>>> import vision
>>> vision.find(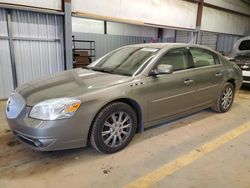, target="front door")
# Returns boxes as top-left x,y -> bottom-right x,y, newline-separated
146,48 -> 197,124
